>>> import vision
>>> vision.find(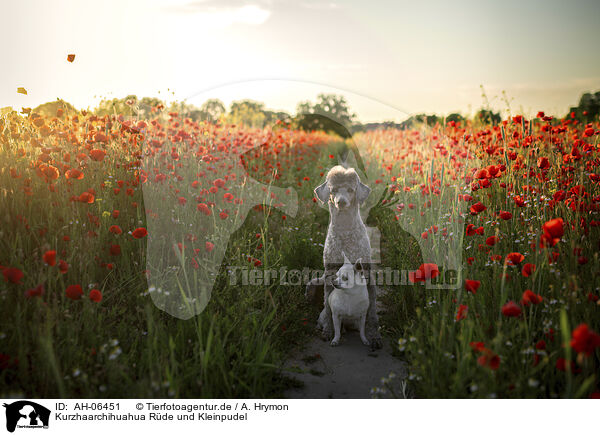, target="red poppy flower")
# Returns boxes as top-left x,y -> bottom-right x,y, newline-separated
197,203 -> 212,216
476,169 -> 490,179
505,252 -> 524,265
109,244 -> 121,256
132,227 -> 148,239
205,242 -> 215,252
25,283 -> 44,299
521,289 -> 543,306
65,168 -> 84,180
42,250 -> 57,266
541,218 -> 564,247
469,341 -> 486,352
58,260 -> 69,274
514,196 -> 525,207
465,279 -> 480,294
42,165 -> 60,180
89,289 -> 102,303
471,342 -> 500,370
501,300 -> 522,317
486,236 -> 499,246
570,324 -> 600,356
223,192 -> 234,202
409,263 -> 440,283
477,352 -> 500,371
522,263 -> 536,277
469,202 -> 487,215
65,284 -> 83,300
498,211 -> 512,220
537,157 -> 550,170
109,225 -> 122,235
89,149 -> 106,161
2,267 -> 23,284
455,304 -> 468,321
78,192 -> 95,203
112,210 -> 120,219
488,354 -> 501,370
